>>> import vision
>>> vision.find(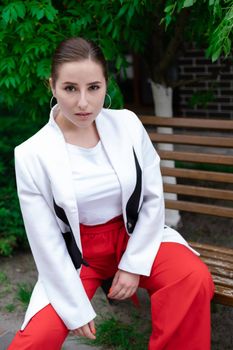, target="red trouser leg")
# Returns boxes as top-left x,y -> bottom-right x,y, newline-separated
140,243 -> 215,350
7,304 -> 69,350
